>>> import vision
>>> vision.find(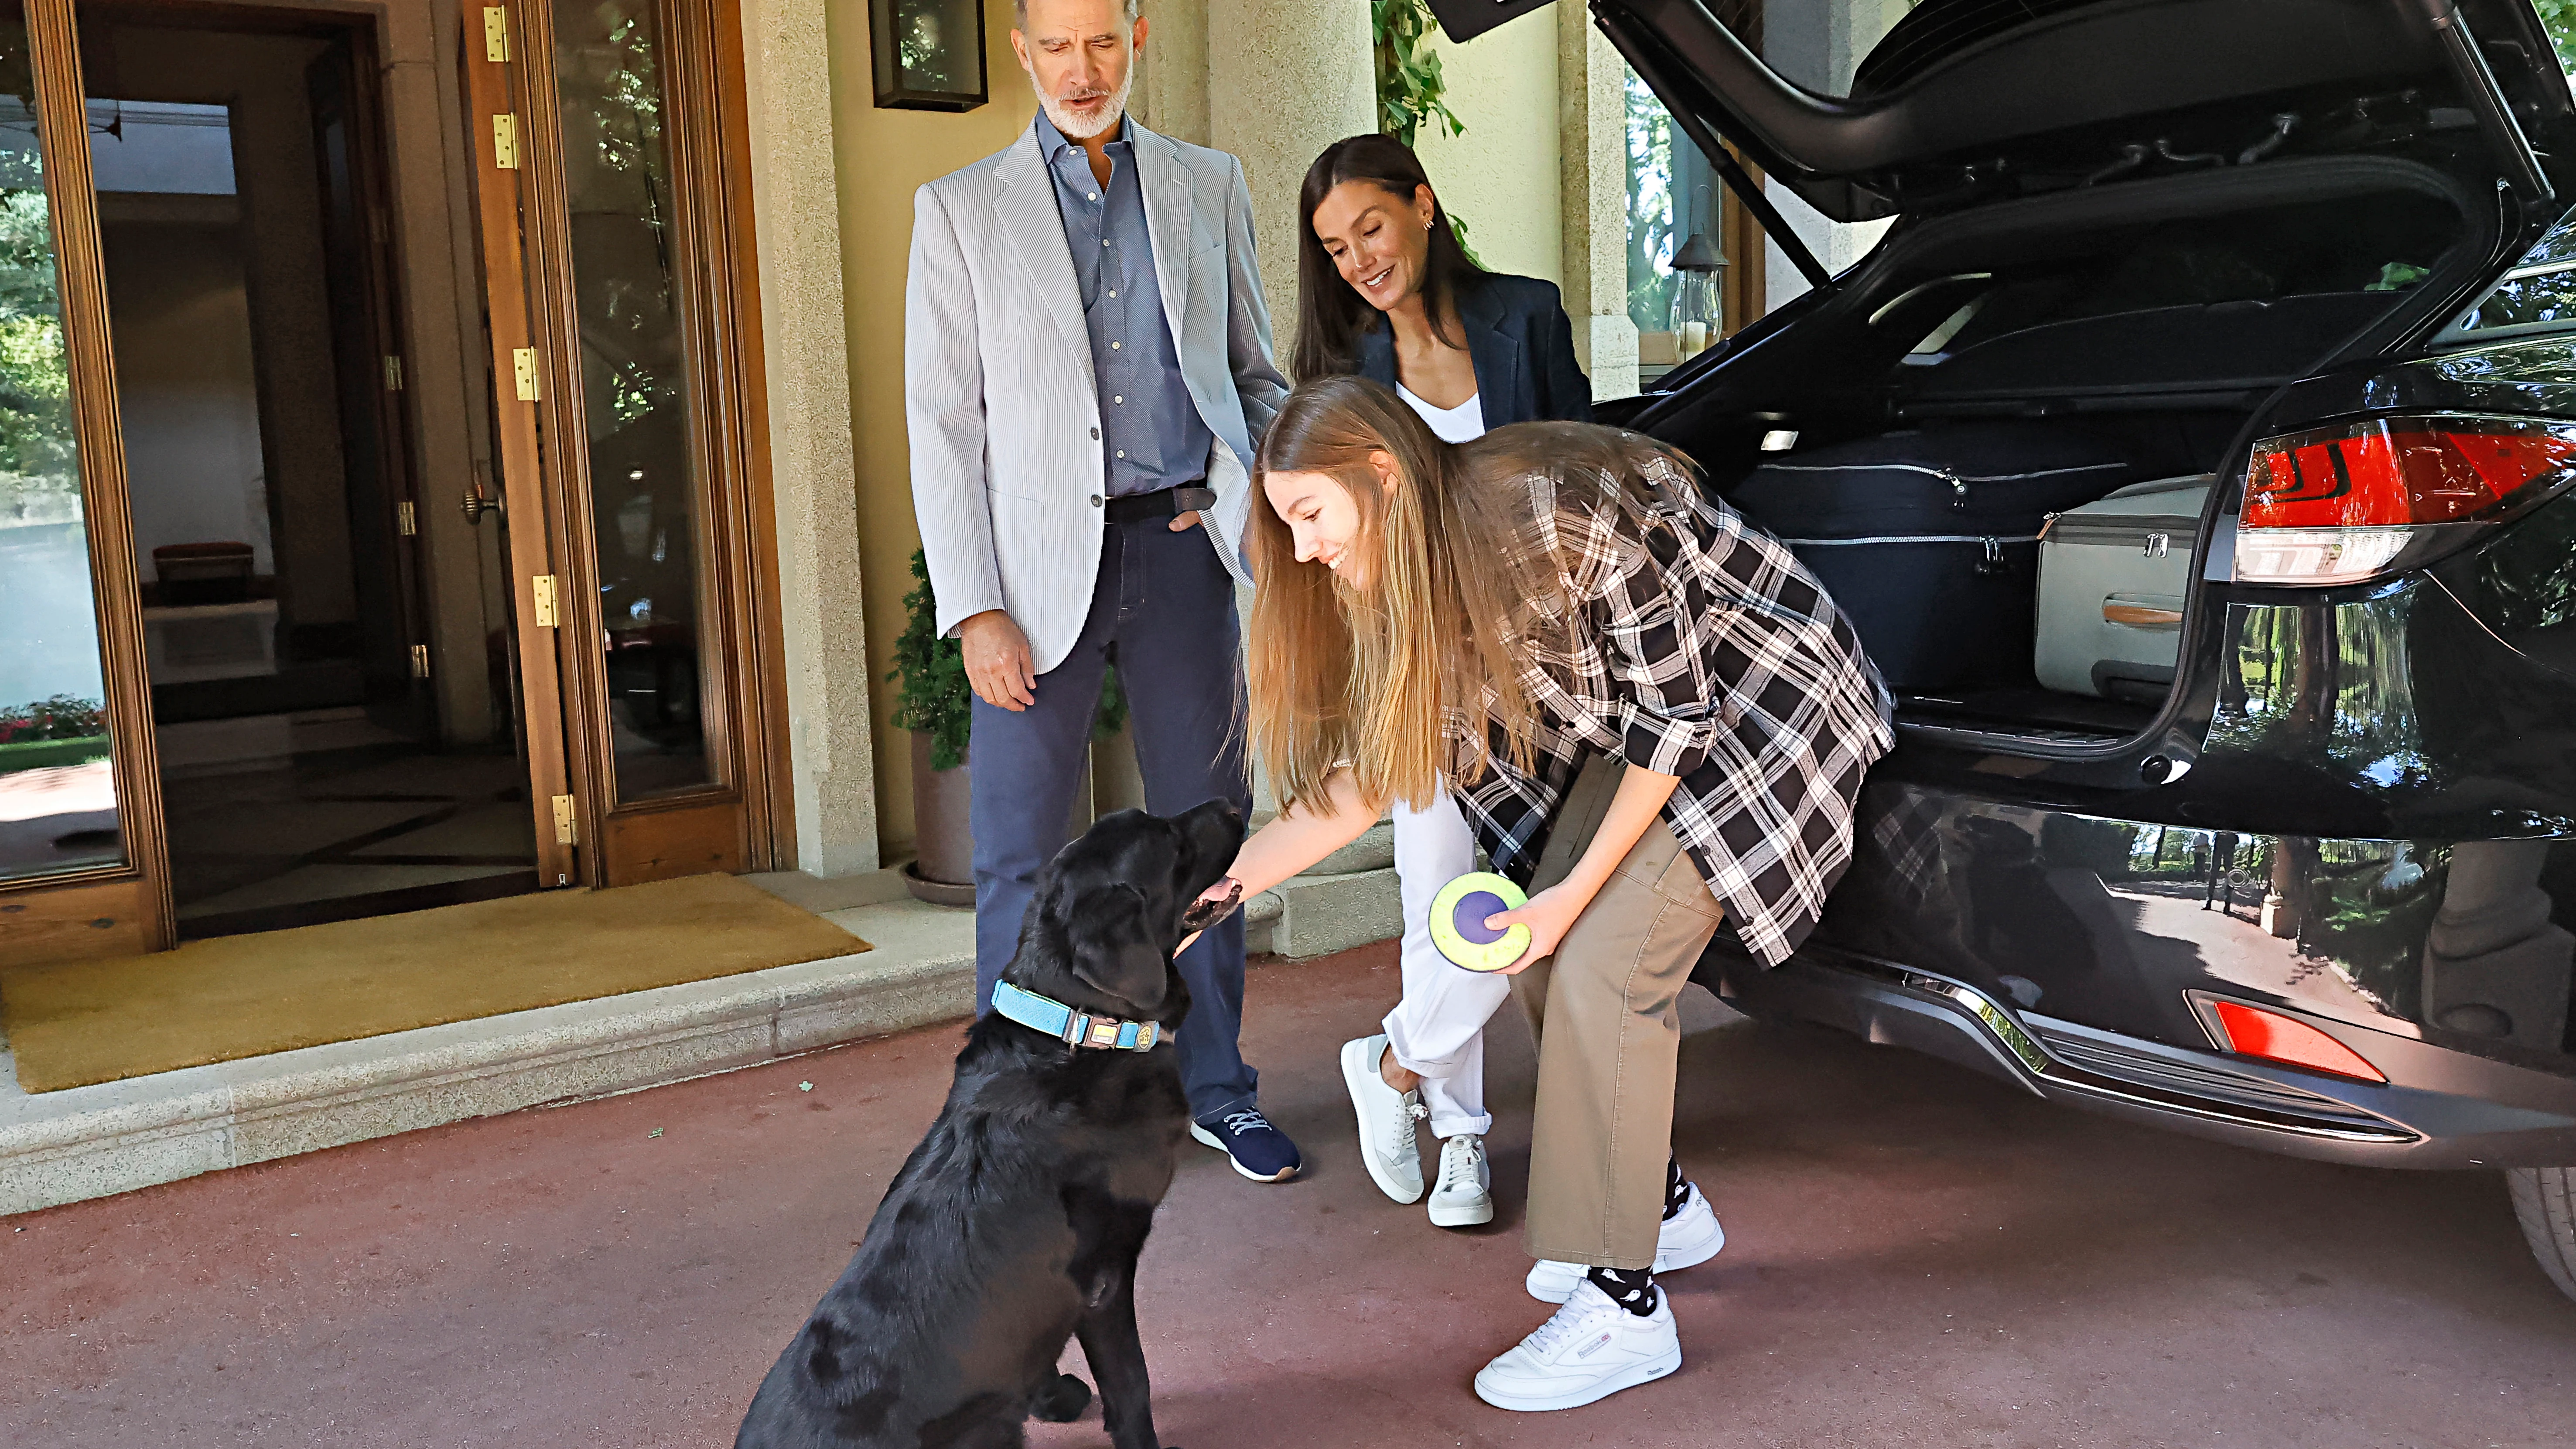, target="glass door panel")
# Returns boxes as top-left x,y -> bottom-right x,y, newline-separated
0,0 -> 122,884
549,0 -> 714,801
